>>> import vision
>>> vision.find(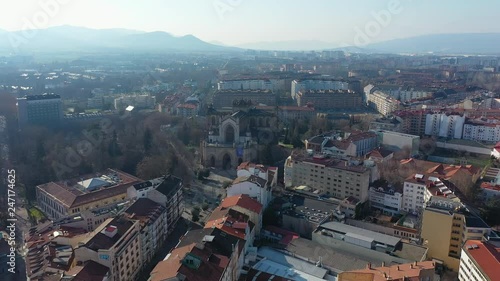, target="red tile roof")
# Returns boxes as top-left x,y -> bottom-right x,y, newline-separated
221,194 -> 263,214
464,240 -> 500,281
